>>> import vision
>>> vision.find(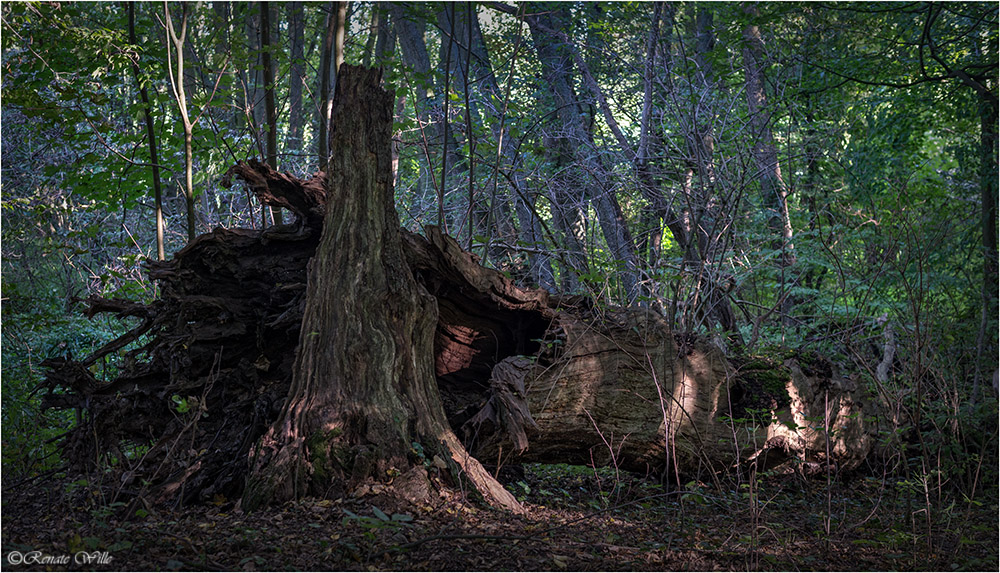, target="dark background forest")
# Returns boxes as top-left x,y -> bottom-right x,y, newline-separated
1,1 -> 998,570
